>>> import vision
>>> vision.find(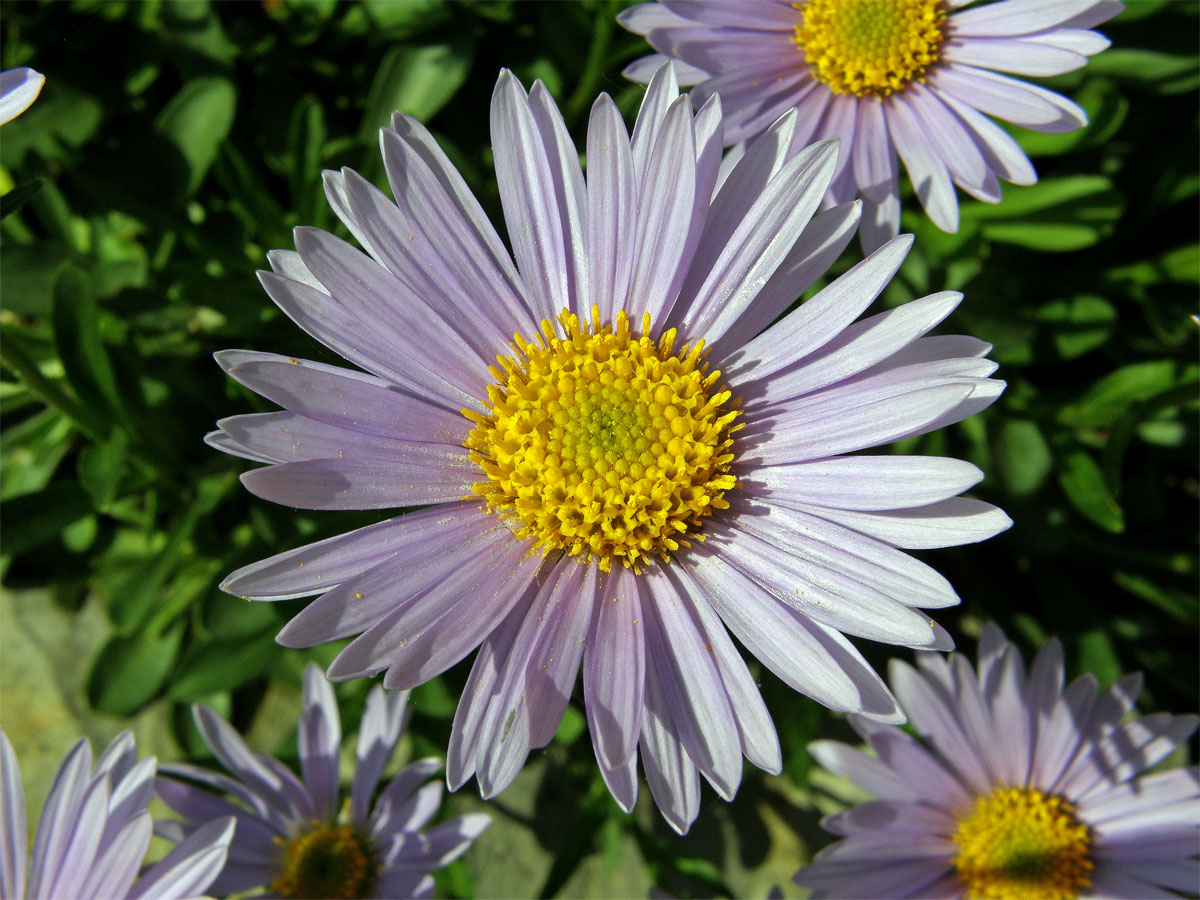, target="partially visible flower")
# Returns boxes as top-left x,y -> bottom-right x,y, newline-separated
795,623 -> 1199,899
157,663 -> 489,900
0,729 -> 234,900
0,68 -> 44,125
211,63 -> 1010,834
619,0 -> 1122,250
